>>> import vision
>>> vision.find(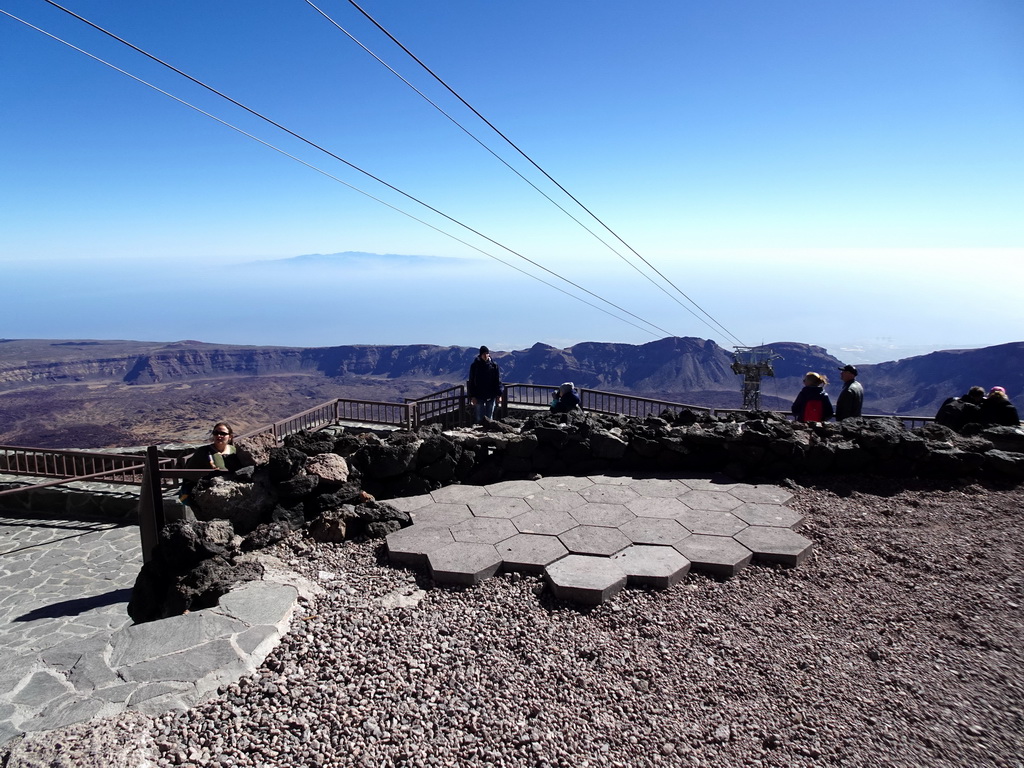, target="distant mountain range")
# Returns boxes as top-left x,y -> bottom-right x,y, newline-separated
2,336 -> 1021,417
247,251 -> 471,268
